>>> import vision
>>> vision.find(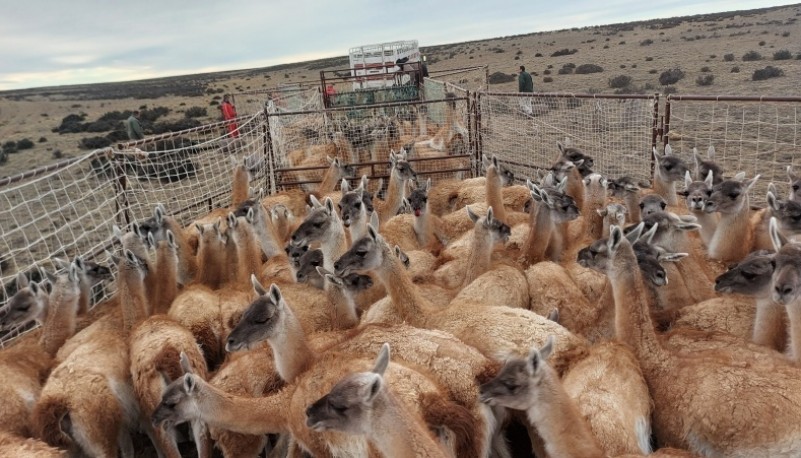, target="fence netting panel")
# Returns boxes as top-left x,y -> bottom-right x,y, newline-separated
117,113 -> 270,228
666,98 -> 801,207
0,151 -> 125,345
235,85 -> 322,116
268,97 -> 474,195
478,93 -> 657,185
427,66 -> 487,92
